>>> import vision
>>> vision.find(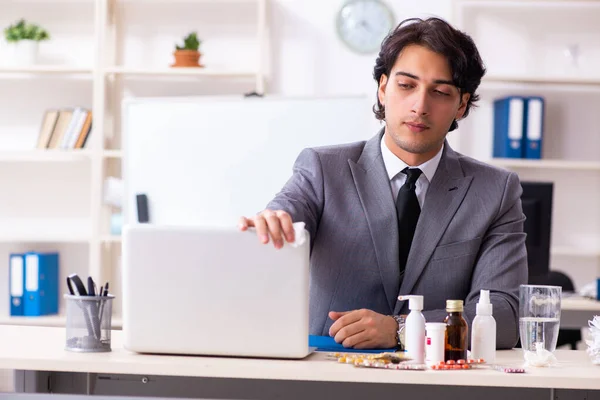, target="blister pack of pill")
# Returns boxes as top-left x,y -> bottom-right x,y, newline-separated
353,360 -> 427,370
430,359 -> 486,370
328,352 -> 410,365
